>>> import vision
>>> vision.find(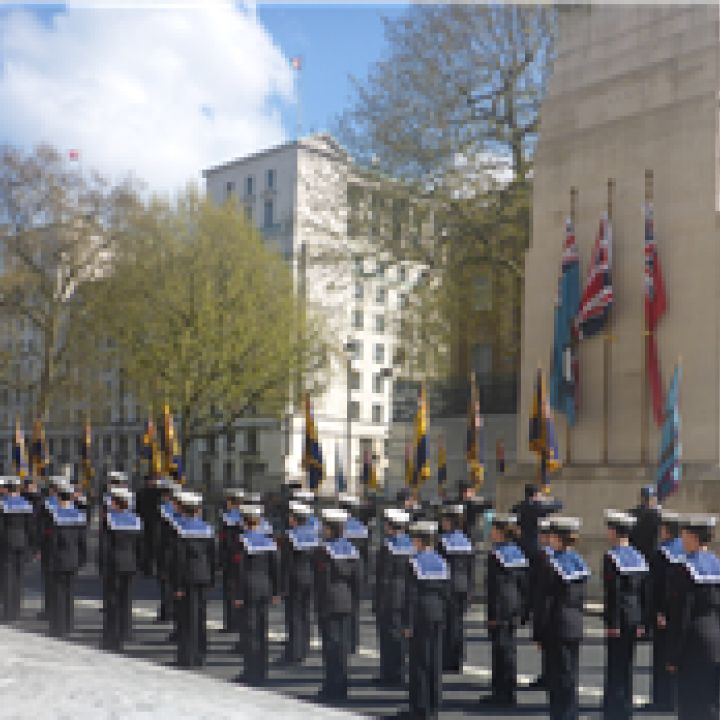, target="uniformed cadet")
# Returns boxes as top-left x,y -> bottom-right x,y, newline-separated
38,476 -> 61,621
647,508 -> 684,712
403,519 -> 449,720
280,500 -> 319,665
315,507 -> 360,701
339,492 -> 368,653
101,486 -> 142,652
48,480 -> 87,638
541,516 -> 590,720
98,471 -> 129,581
218,488 -> 244,634
374,507 -> 413,687
156,480 -> 180,625
628,486 -> 661,562
527,517 -> 554,690
172,491 -> 215,668
135,475 -> 164,577
0,475 -> 34,621
602,510 -> 648,720
292,489 -> 319,533
232,504 -> 279,685
460,489 -> 493,601
482,513 -> 528,708
667,514 -> 720,720
438,503 -> 473,673
511,484 -> 563,559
